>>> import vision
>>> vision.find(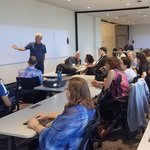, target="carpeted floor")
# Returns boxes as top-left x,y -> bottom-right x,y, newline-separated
0,130 -> 143,150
